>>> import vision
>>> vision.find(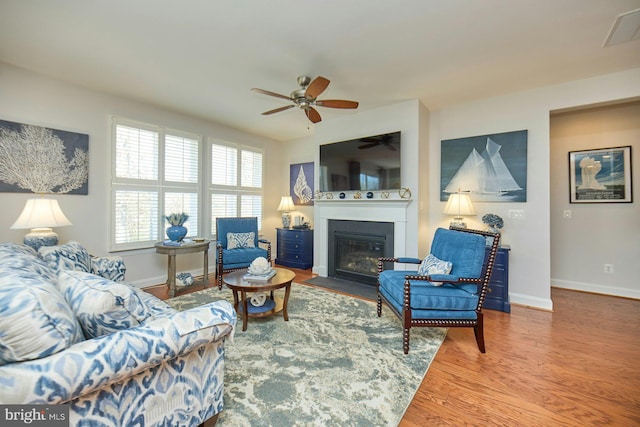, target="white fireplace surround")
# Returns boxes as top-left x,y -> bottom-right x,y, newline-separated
313,198 -> 412,277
